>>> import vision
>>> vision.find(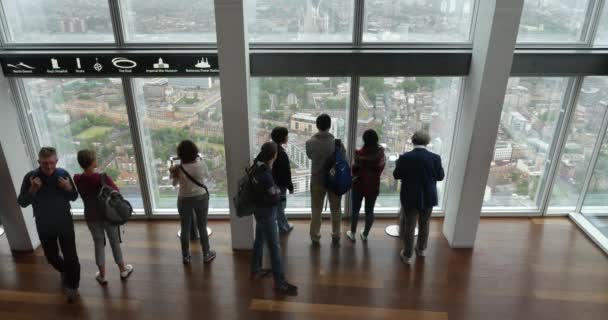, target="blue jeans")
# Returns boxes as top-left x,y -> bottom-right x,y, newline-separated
350,190 -> 377,236
277,189 -> 291,233
251,206 -> 286,286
